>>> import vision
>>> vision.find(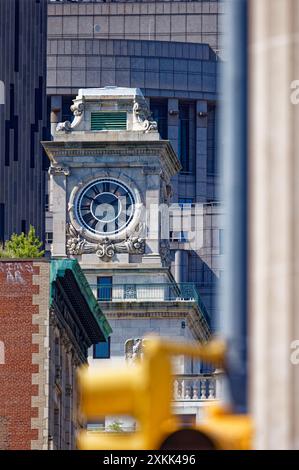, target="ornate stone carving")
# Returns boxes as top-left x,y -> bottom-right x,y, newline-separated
133,100 -> 158,133
56,101 -> 84,133
66,223 -> 145,261
124,284 -> 137,300
160,239 -> 171,266
125,338 -> 144,364
48,166 -> 70,176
